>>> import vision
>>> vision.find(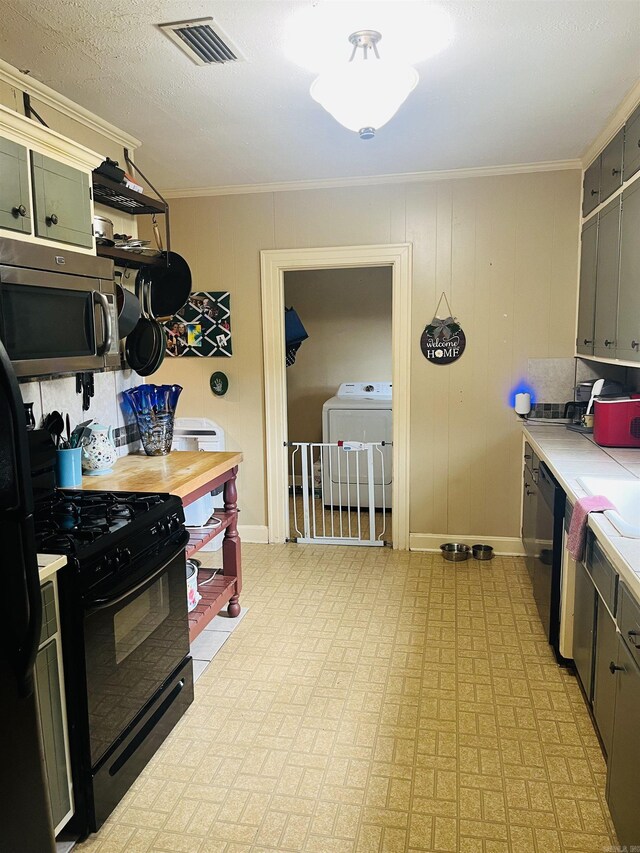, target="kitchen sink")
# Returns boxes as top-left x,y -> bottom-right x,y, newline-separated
577,476 -> 640,538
